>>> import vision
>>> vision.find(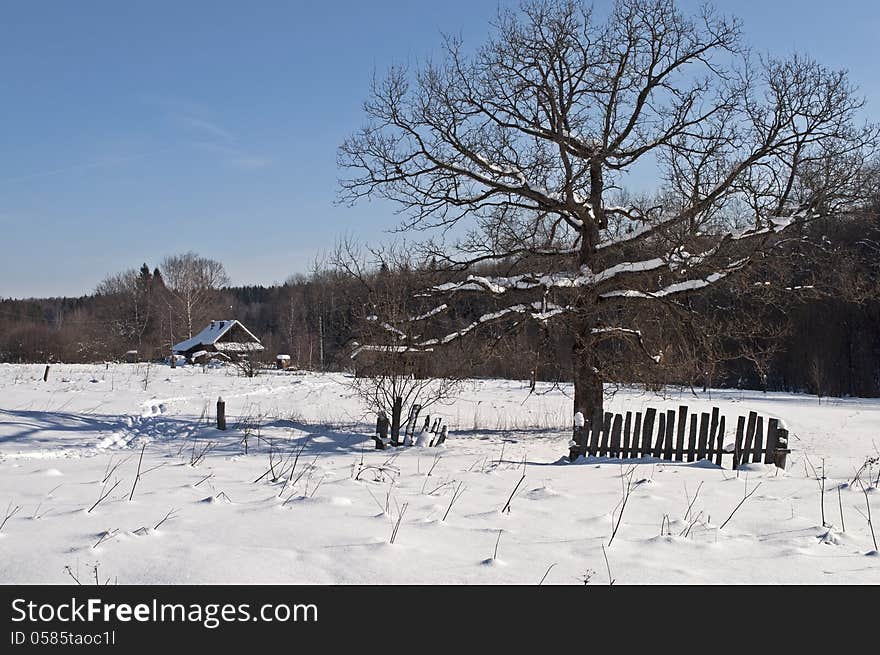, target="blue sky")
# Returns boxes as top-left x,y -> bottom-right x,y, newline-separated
1,0 -> 878,298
